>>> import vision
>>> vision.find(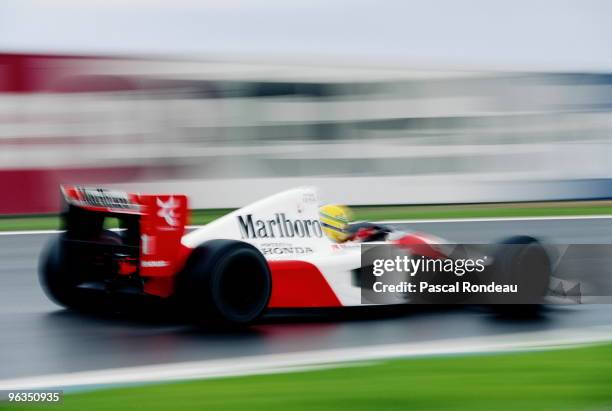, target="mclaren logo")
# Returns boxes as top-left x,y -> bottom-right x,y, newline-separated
238,213 -> 323,239
157,196 -> 180,227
